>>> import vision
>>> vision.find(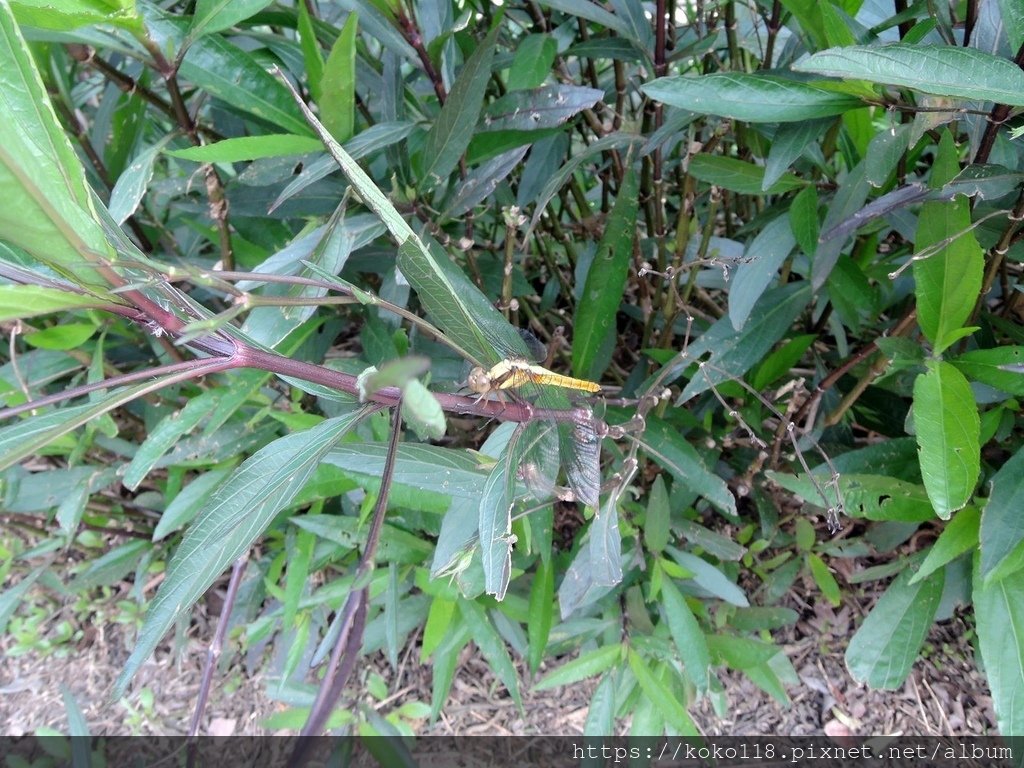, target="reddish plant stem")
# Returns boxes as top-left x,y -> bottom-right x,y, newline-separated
298,401 -> 402,740
396,5 -> 447,105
